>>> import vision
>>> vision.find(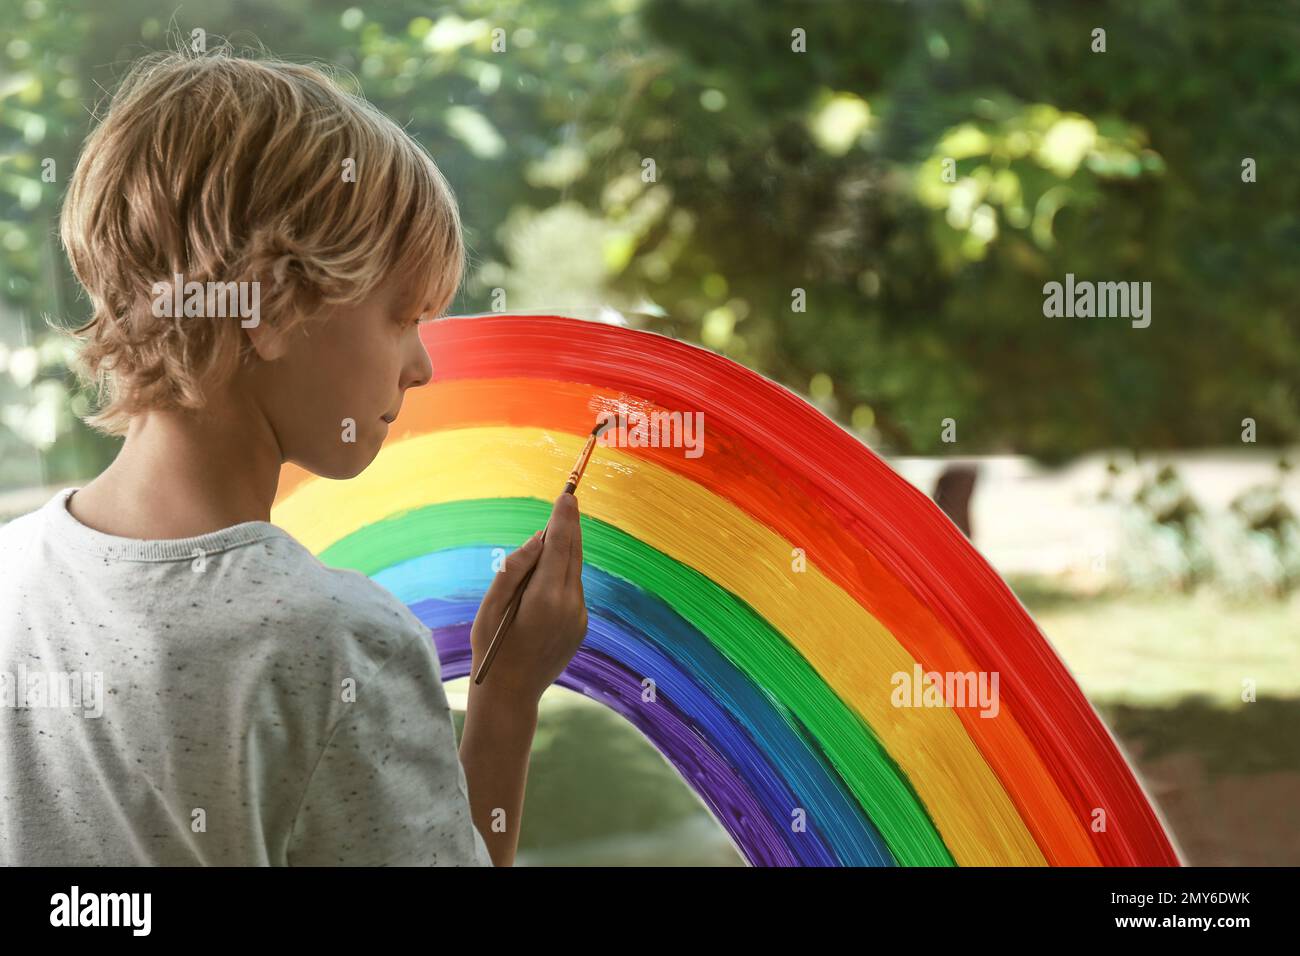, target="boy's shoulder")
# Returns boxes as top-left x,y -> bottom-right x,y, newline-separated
1,495 -> 433,680
251,529 -> 433,672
